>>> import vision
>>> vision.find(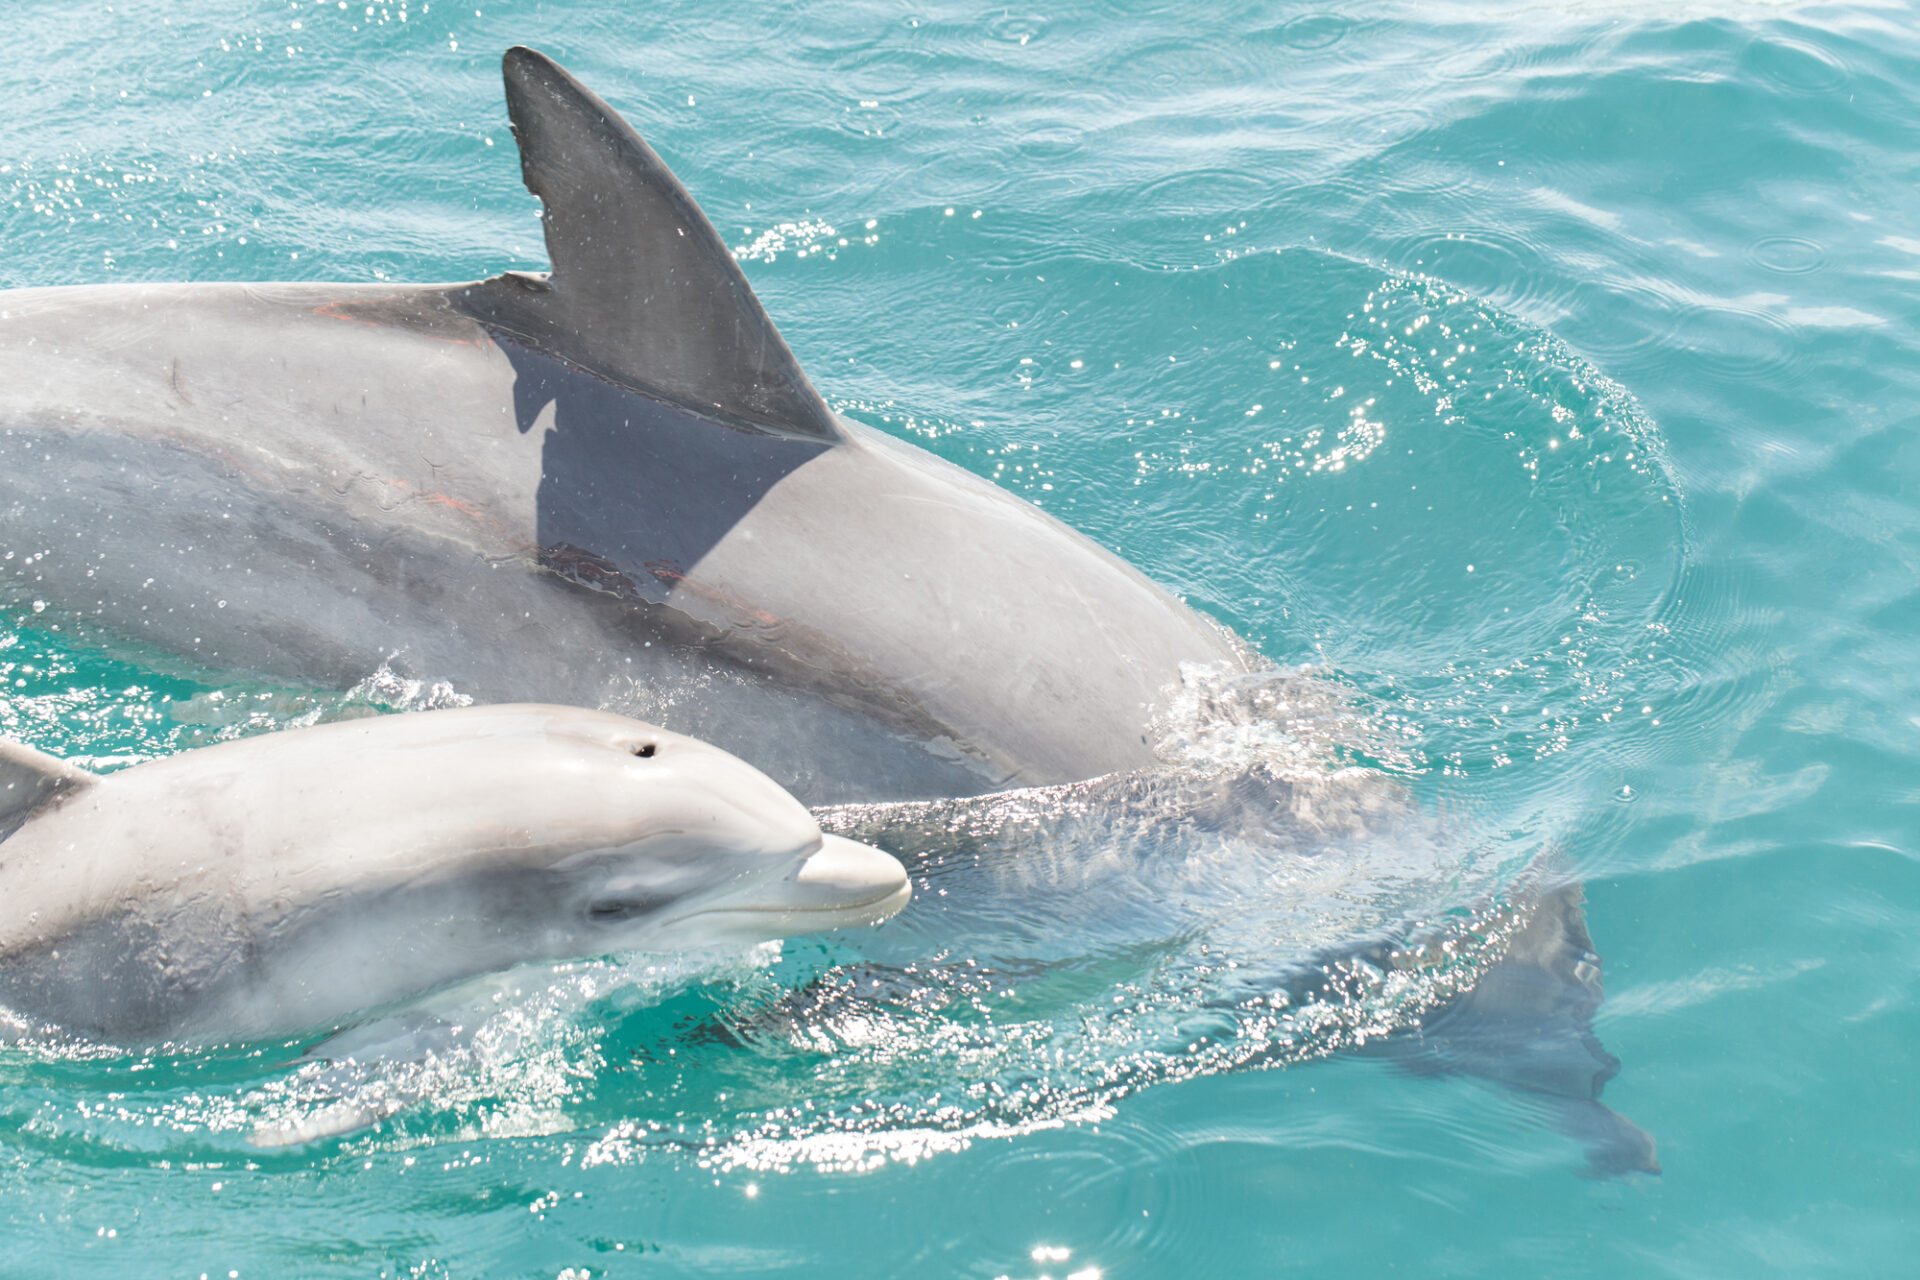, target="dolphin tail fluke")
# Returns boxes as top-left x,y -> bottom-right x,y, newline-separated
457,46 -> 841,443
1399,880 -> 1659,1175
1542,1095 -> 1662,1178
